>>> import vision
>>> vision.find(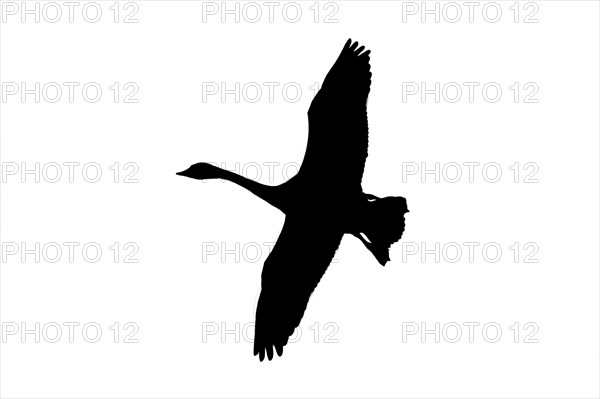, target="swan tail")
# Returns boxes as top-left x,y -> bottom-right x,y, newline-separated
358,195 -> 408,266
